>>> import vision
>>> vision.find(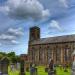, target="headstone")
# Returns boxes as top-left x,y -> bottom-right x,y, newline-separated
16,62 -> 20,70
30,63 -> 37,75
0,57 -> 9,75
45,68 -> 48,72
71,50 -> 75,75
0,72 -> 2,75
20,60 -> 25,75
64,63 -> 68,72
26,67 -> 29,72
35,68 -> 37,75
10,63 -> 15,71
